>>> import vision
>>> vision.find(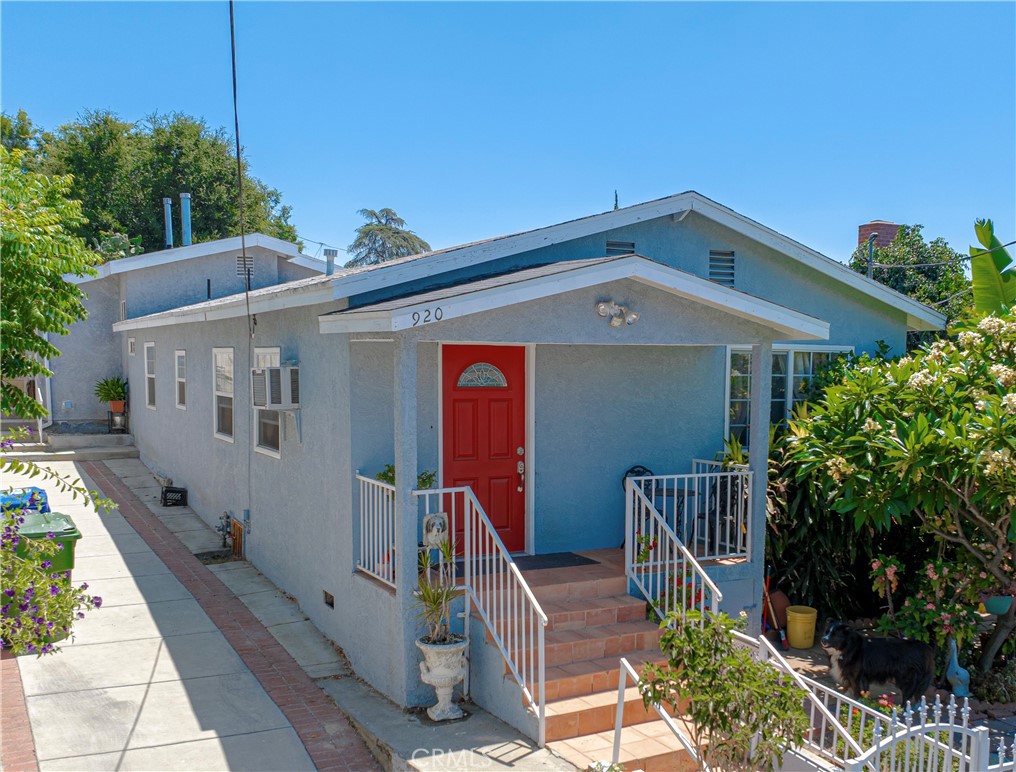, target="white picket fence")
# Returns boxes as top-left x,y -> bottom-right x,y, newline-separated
615,625 -> 1016,771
